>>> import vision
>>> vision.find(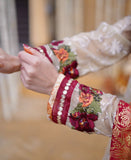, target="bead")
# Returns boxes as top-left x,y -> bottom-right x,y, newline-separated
67,83 -> 71,86
68,79 -> 73,83
63,90 -> 67,95
60,103 -> 64,108
60,102 -> 63,107
59,107 -> 63,111
61,95 -> 65,99
65,86 -> 69,90
57,78 -> 73,124
58,111 -> 62,116
39,49 -> 43,53
60,99 -> 64,103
